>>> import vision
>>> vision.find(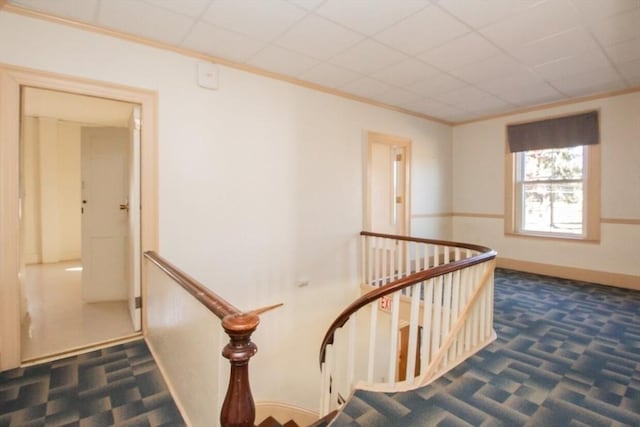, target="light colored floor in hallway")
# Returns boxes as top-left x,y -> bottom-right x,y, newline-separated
21,260 -> 136,361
